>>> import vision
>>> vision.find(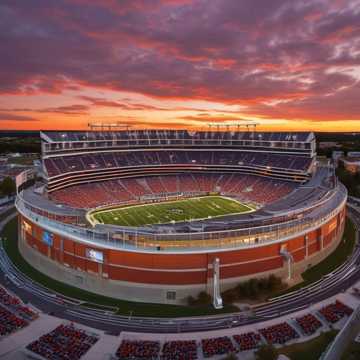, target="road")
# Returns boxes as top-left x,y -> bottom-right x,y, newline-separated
0,201 -> 359,334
